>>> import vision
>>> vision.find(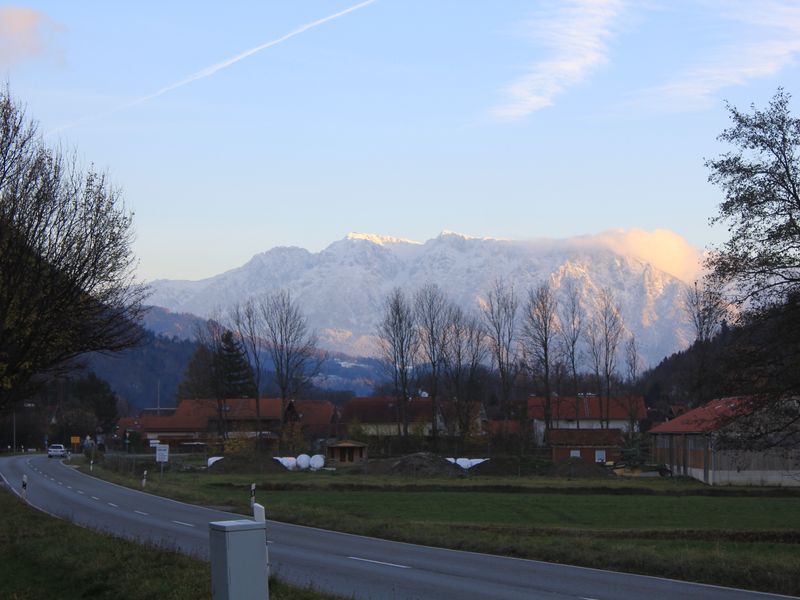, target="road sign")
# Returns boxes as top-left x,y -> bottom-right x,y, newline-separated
156,444 -> 169,463
70,436 -> 80,445
149,439 -> 160,447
